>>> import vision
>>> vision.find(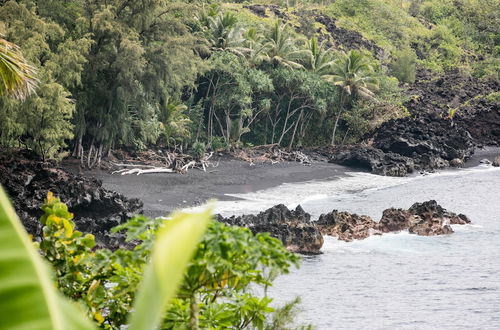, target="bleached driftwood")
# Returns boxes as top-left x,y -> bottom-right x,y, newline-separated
111,150 -> 218,175
120,167 -> 174,175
